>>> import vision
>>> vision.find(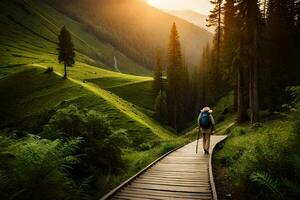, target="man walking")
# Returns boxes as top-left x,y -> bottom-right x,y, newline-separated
198,107 -> 215,154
